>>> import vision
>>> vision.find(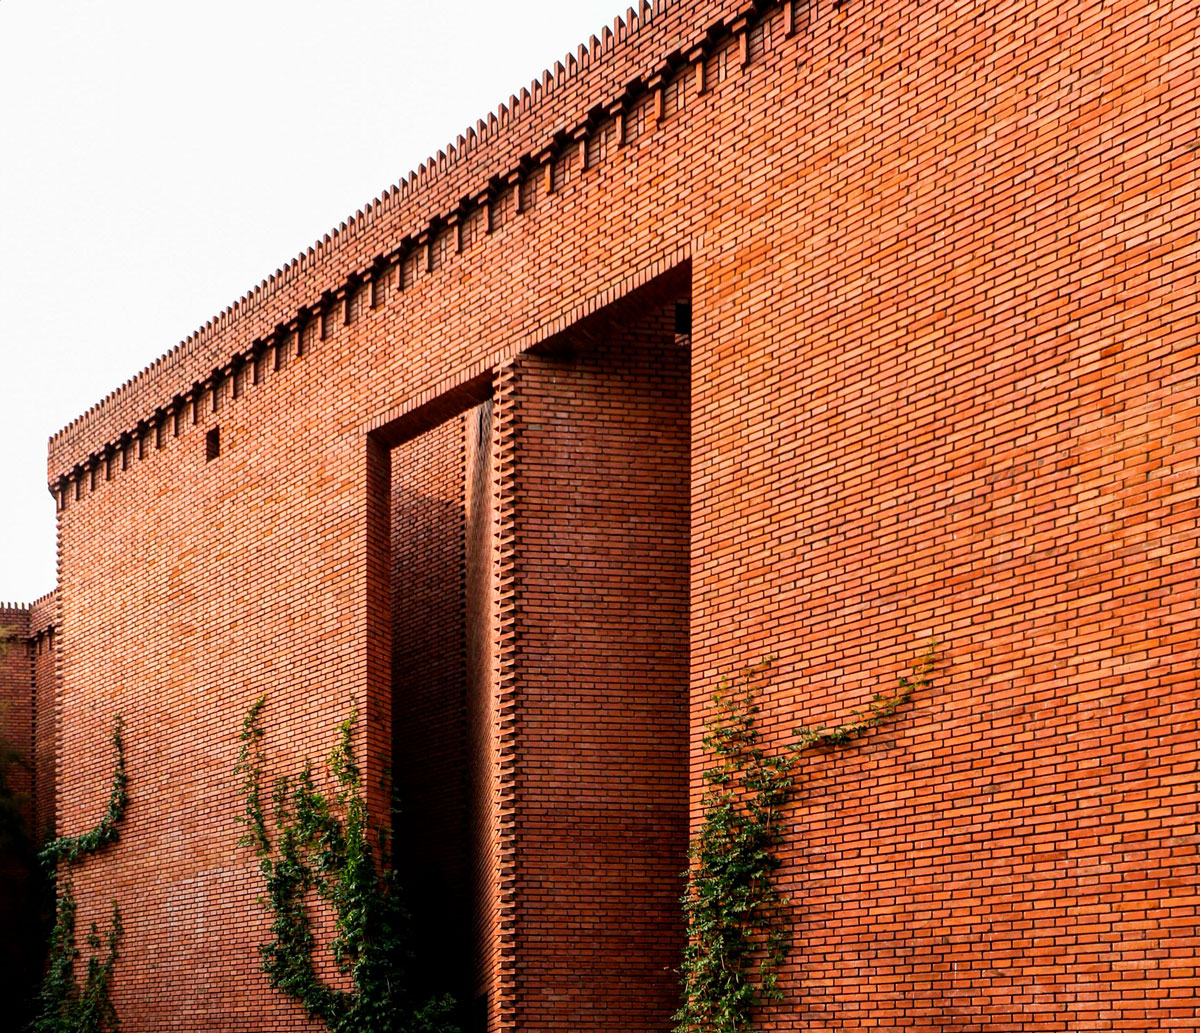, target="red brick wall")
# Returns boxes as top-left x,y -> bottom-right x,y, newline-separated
686,3 -> 1200,1027
504,288 -> 691,1033
0,605 -> 32,825
53,361 -> 370,1030
34,0 -> 1200,1029
29,592 -> 58,842
464,399 -> 499,1026
390,414 -> 472,1006
0,603 -> 37,1027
